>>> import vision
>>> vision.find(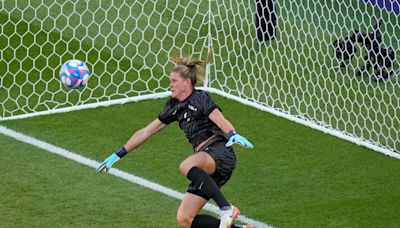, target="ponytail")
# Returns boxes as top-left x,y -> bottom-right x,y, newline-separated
170,56 -> 207,86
